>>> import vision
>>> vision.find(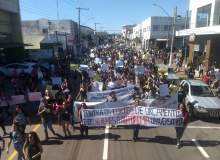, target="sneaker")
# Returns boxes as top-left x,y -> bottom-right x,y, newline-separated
133,137 -> 136,142
176,144 -> 180,148
180,139 -> 183,144
69,125 -> 73,130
